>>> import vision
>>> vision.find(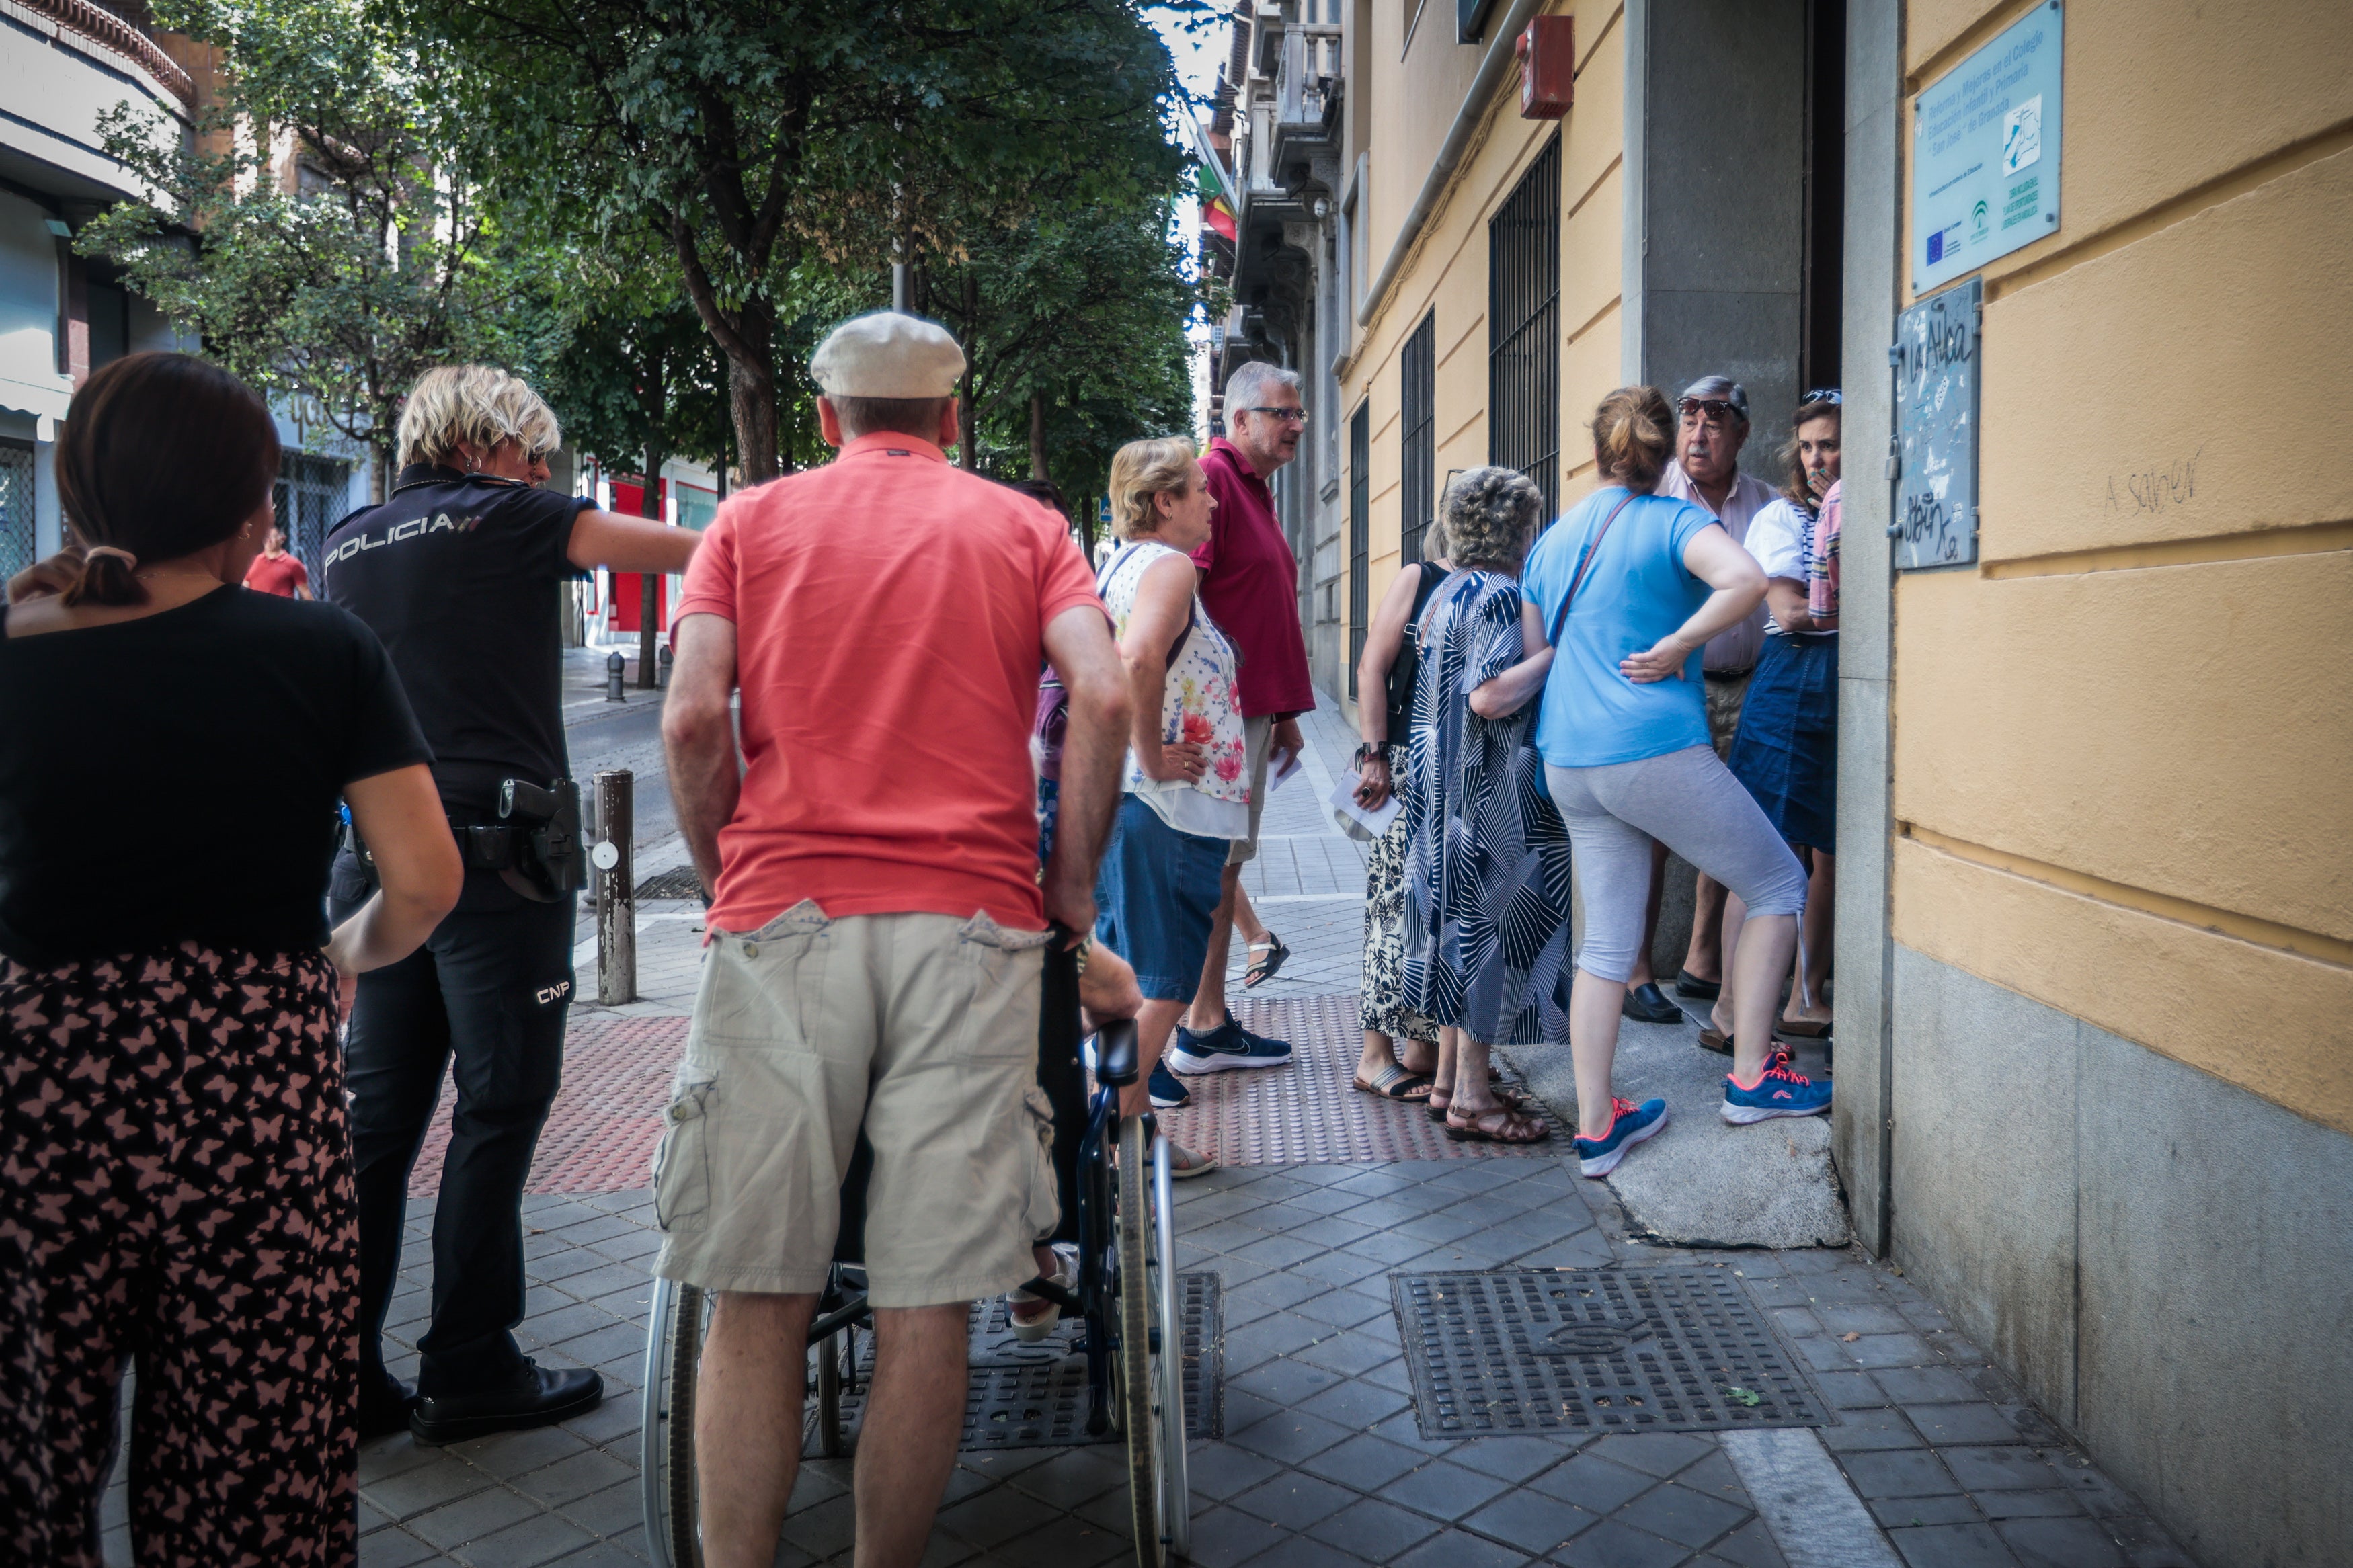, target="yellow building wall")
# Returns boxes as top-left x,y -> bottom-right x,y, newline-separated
1338,1 -> 1626,717
1890,0 -> 2353,1132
